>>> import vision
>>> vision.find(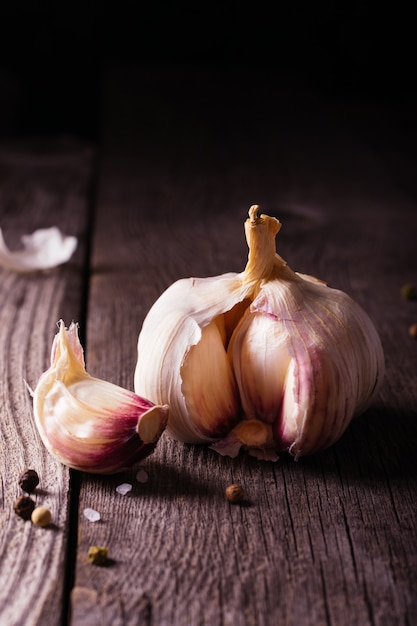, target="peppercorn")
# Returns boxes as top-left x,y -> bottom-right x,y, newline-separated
18,469 -> 39,493
14,495 -> 36,520
31,506 -> 52,527
409,323 -> 417,339
401,284 -> 417,301
87,546 -> 108,565
225,483 -> 245,504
